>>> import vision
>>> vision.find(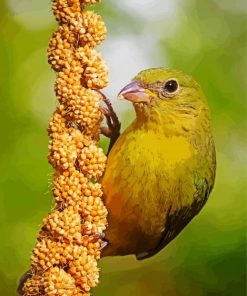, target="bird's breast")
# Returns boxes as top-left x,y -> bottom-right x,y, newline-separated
101,128 -> 195,255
